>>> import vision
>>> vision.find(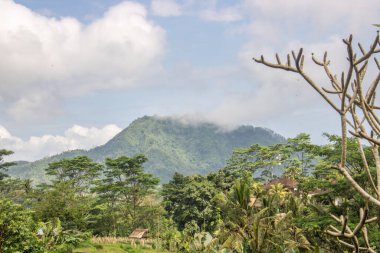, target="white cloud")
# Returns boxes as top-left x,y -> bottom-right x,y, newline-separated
217,0 -> 379,121
207,67 -> 318,126
243,0 -> 379,36
200,6 -> 242,22
0,124 -> 122,161
151,0 -> 182,17
227,35 -> 356,123
7,92 -> 62,121
152,1 -> 243,22
188,0 -> 379,142
0,0 -> 165,120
